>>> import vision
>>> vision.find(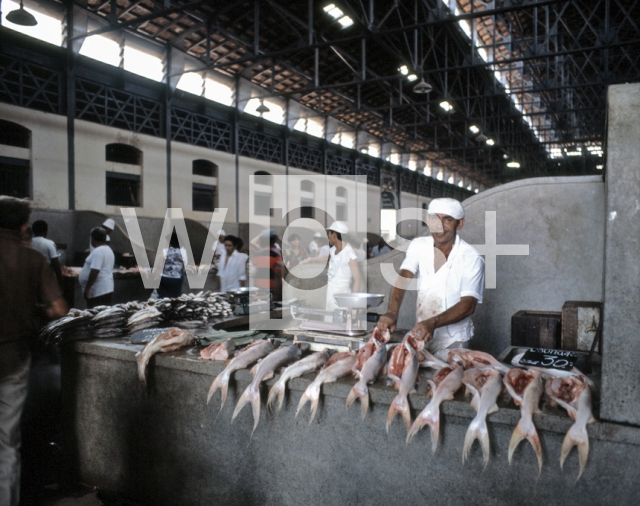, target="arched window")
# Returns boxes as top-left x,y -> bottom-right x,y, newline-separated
336,186 -> 347,221
0,120 -> 31,198
254,171 -> 273,216
192,160 -> 218,212
105,143 -> 142,165
300,180 -> 314,219
0,120 -> 30,148
192,159 -> 217,177
105,144 -> 142,207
